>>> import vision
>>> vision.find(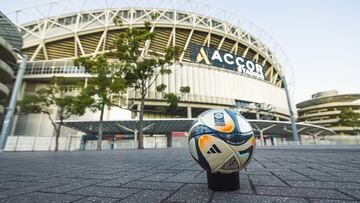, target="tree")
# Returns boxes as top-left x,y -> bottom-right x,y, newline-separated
18,77 -> 87,151
112,19 -> 190,149
74,55 -> 127,151
339,109 -> 360,135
